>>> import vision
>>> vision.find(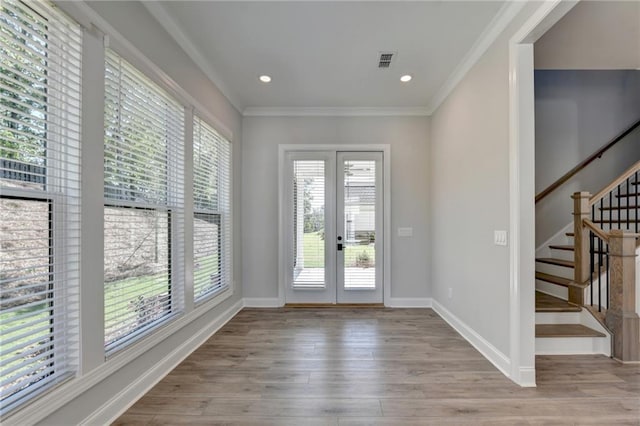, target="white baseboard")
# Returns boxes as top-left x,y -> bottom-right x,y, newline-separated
82,299 -> 244,425
243,297 -> 282,308
244,297 -> 432,308
431,299 -> 511,378
386,297 -> 432,308
516,367 -> 537,387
